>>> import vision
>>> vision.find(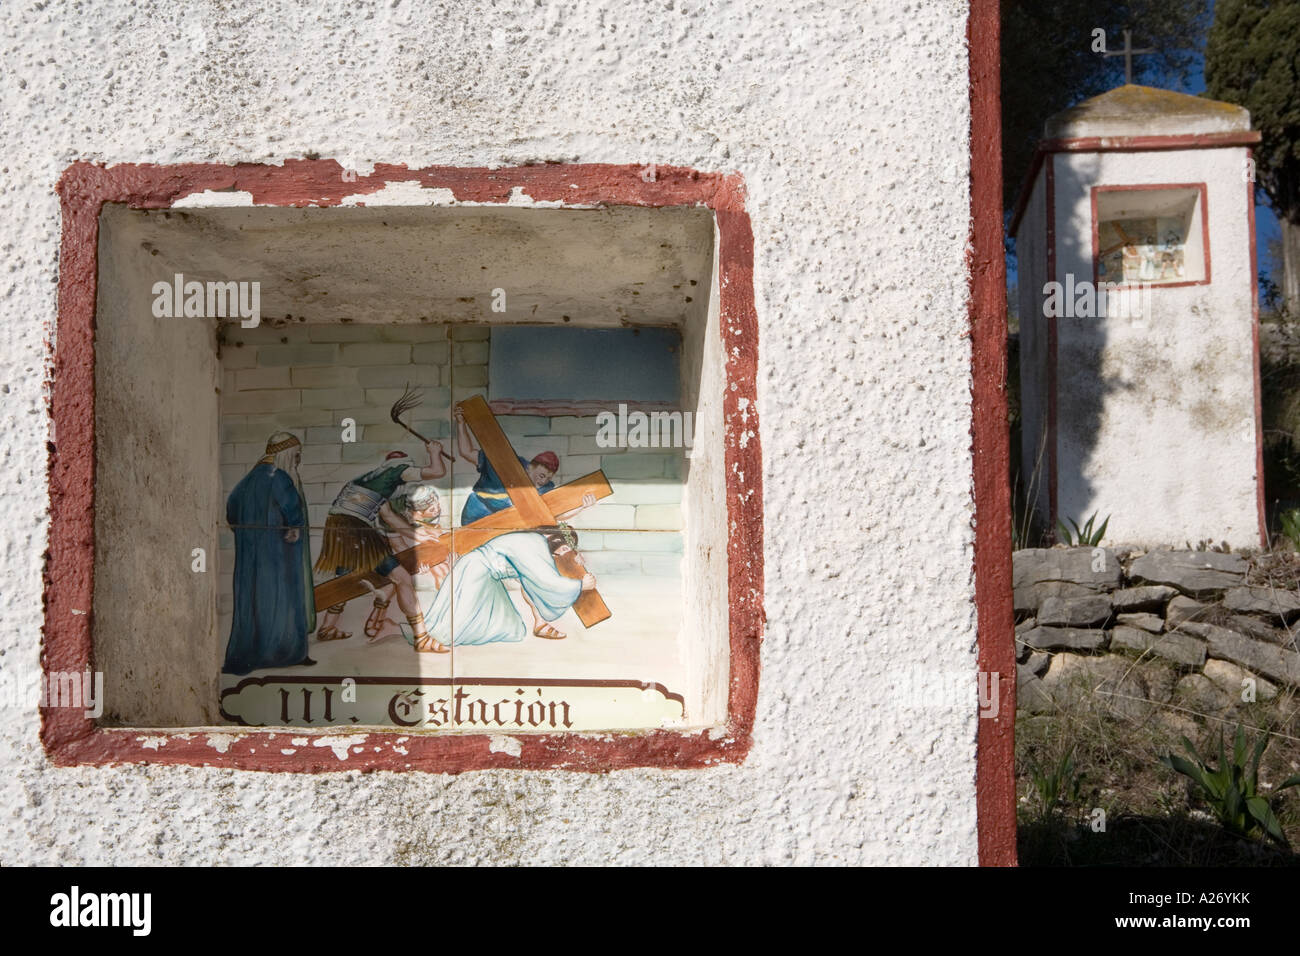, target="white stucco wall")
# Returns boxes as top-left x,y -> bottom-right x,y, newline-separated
0,1 -> 980,865
1051,148 -> 1257,547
